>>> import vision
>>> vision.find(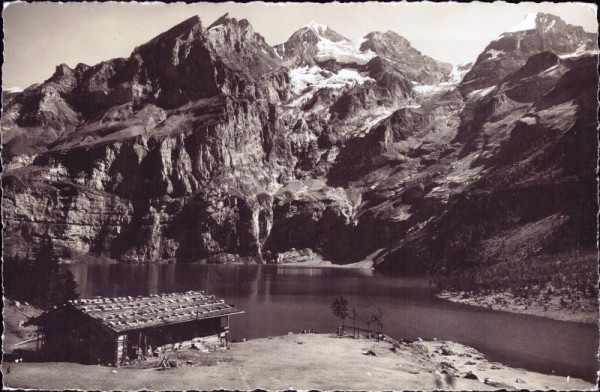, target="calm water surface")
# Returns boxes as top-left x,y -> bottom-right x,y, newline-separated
66,263 -> 598,381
